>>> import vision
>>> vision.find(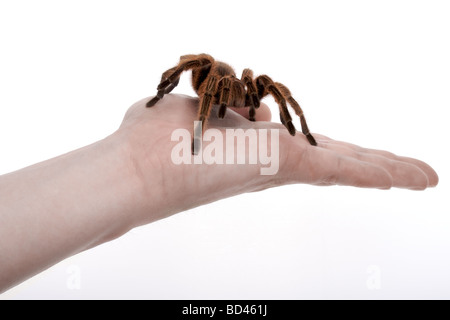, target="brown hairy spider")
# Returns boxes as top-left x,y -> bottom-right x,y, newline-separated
146,53 -> 317,154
